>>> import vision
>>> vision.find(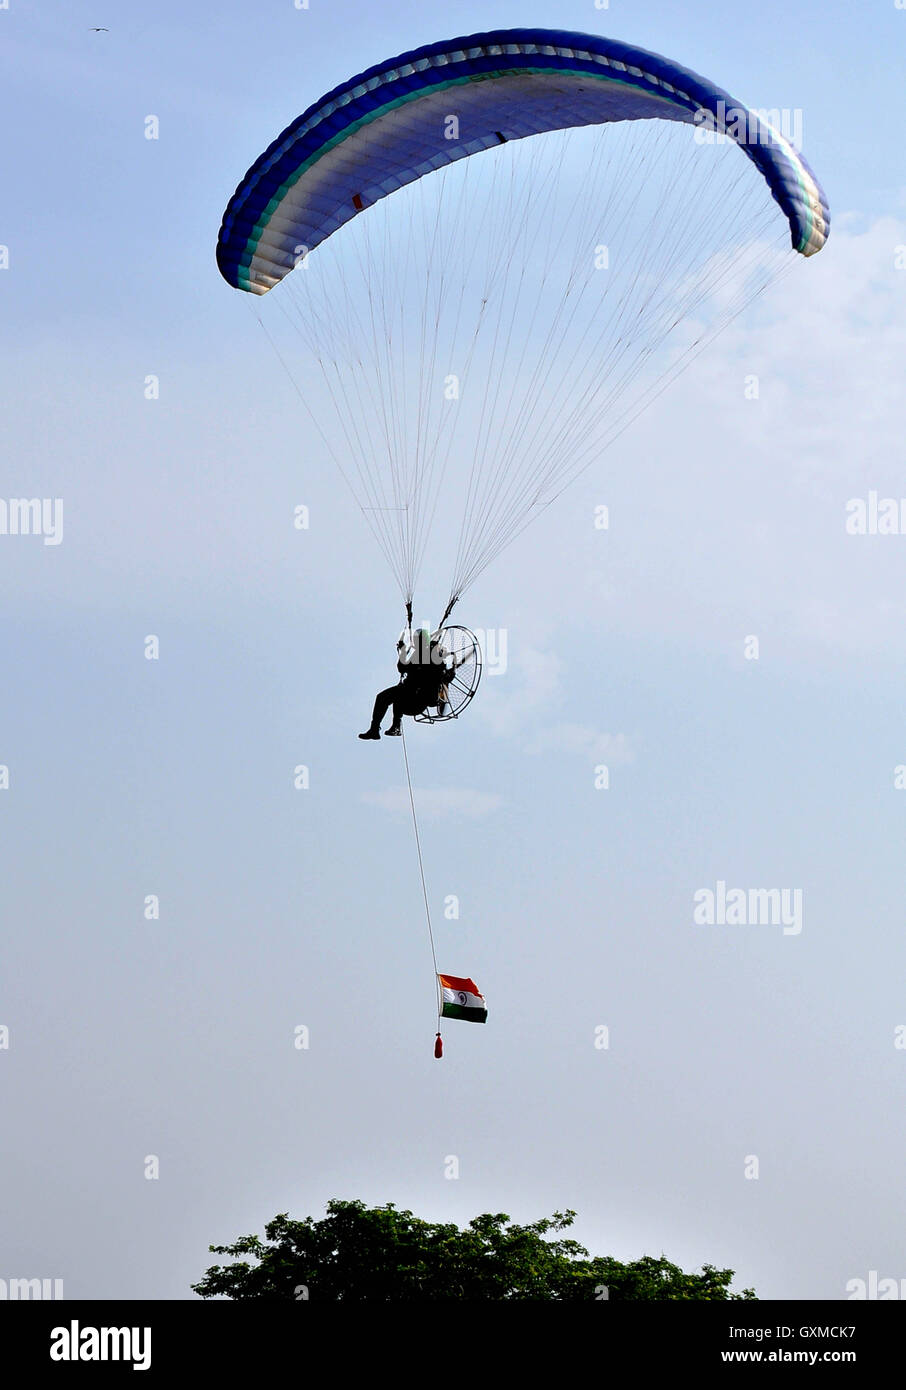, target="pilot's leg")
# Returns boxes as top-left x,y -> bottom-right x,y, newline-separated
358,686 -> 397,740
384,689 -> 411,736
